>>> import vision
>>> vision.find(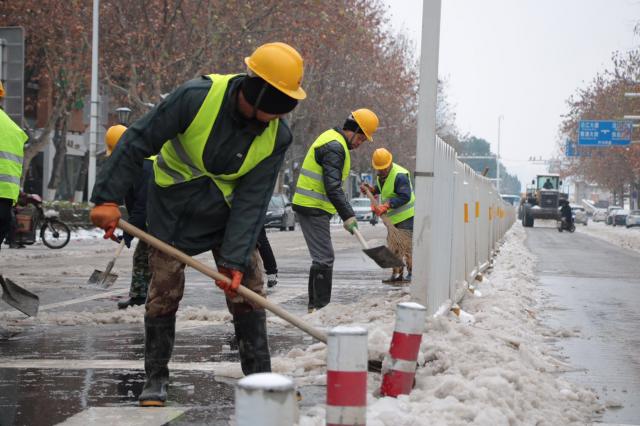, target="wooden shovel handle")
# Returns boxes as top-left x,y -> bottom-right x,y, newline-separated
363,187 -> 394,228
118,219 -> 328,343
113,239 -> 126,258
